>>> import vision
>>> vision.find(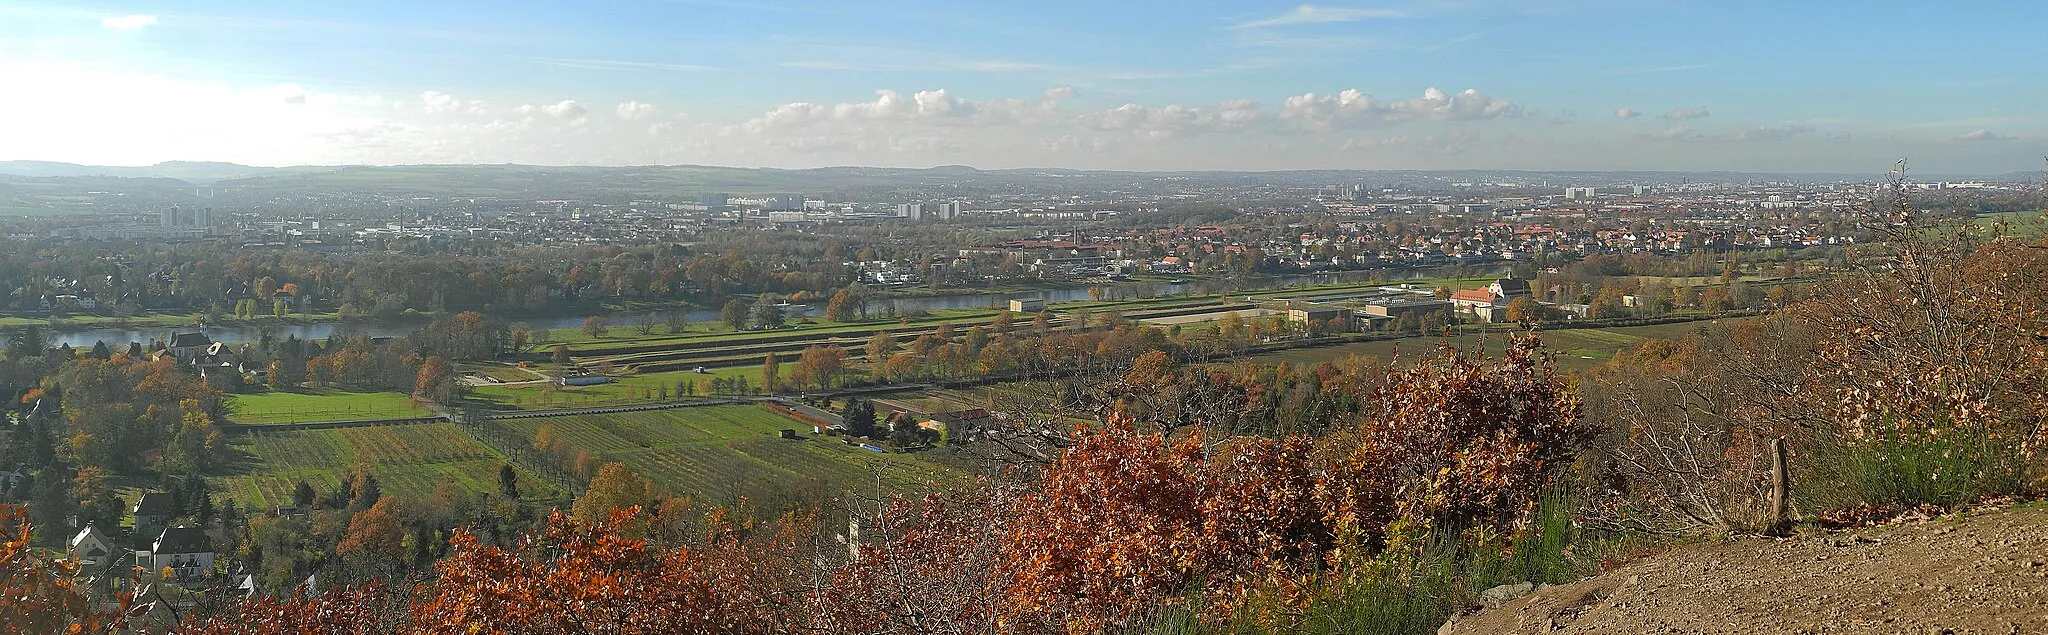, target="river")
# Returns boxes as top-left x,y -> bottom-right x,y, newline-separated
43,265 -> 1502,348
